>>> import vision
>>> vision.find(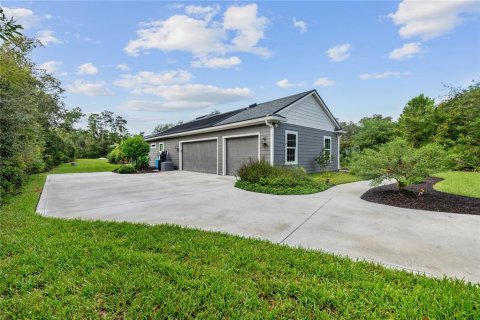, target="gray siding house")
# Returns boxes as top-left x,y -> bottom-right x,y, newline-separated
144,90 -> 343,175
